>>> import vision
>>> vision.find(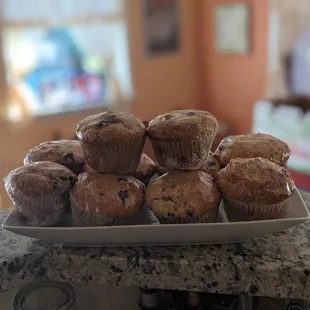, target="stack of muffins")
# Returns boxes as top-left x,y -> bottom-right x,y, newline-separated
4,109 -> 296,227
146,124 -> 295,223
4,111 -> 157,227
146,110 -> 222,223
213,133 -> 295,221
71,111 -> 152,226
